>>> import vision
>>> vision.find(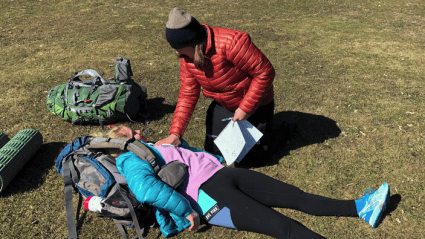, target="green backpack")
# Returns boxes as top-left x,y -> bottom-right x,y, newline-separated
46,57 -> 147,131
